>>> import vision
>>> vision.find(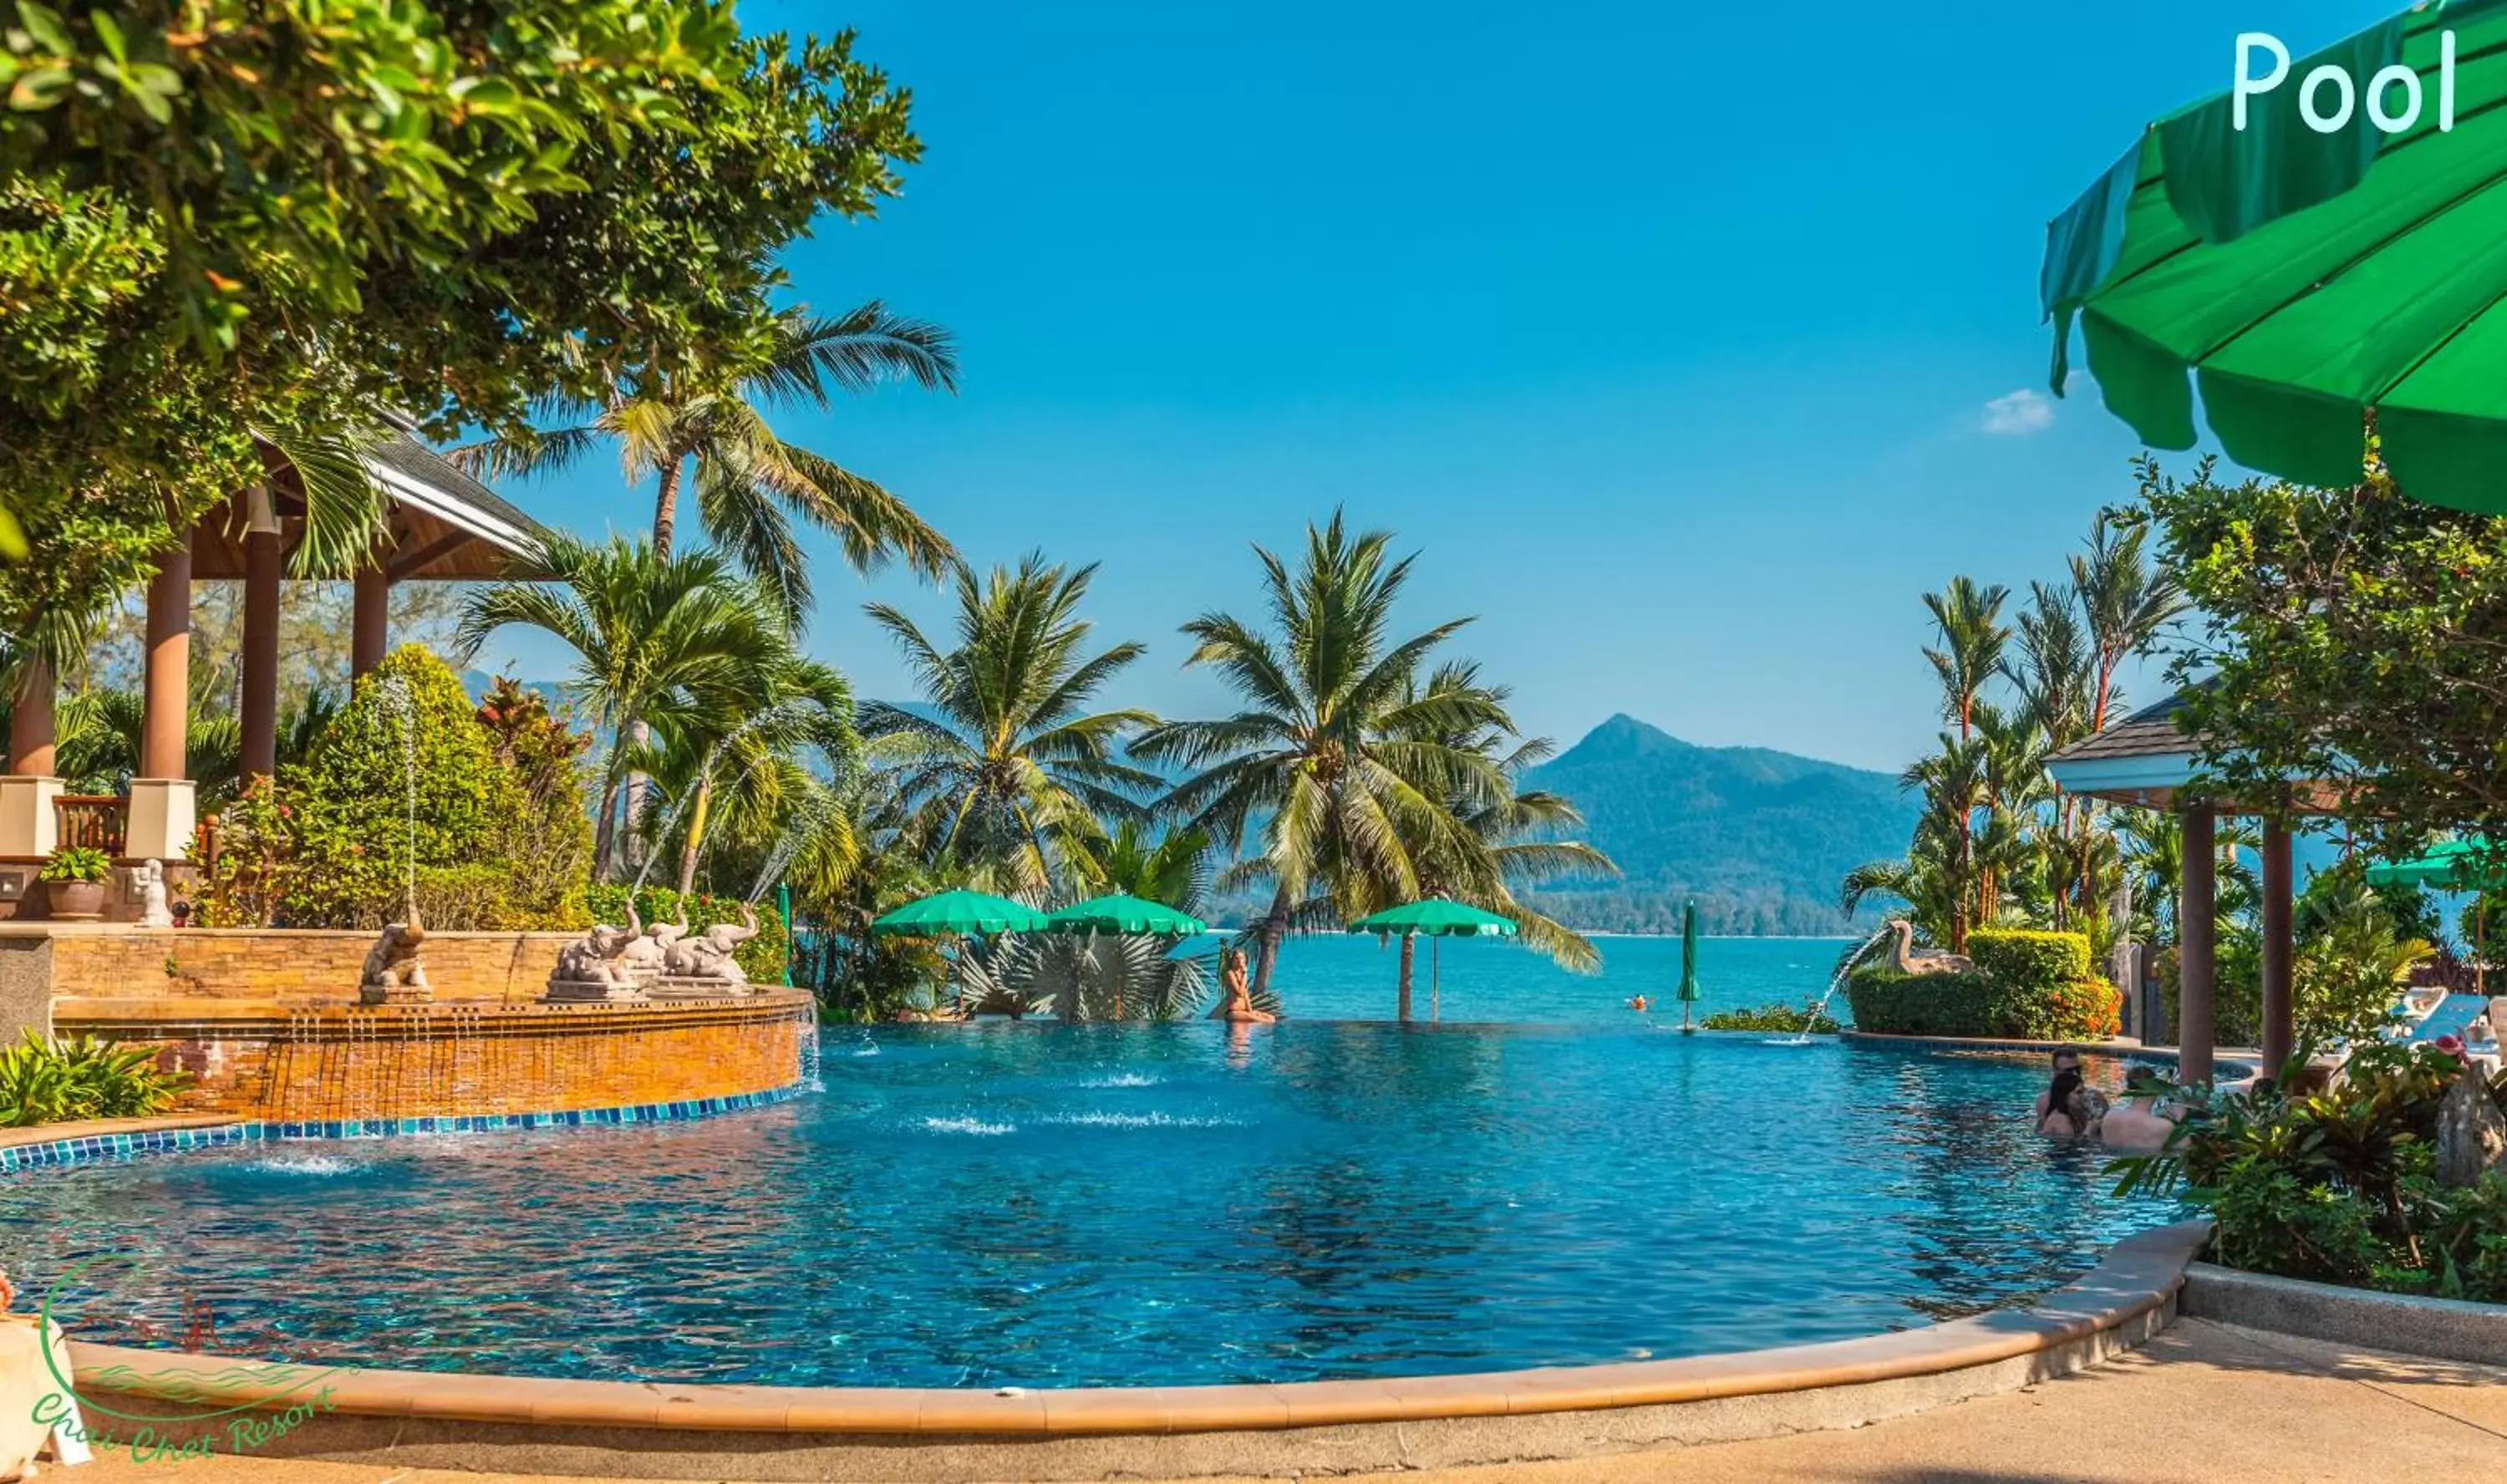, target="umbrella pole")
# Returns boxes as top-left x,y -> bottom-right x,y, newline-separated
1432,938 -> 1441,1024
